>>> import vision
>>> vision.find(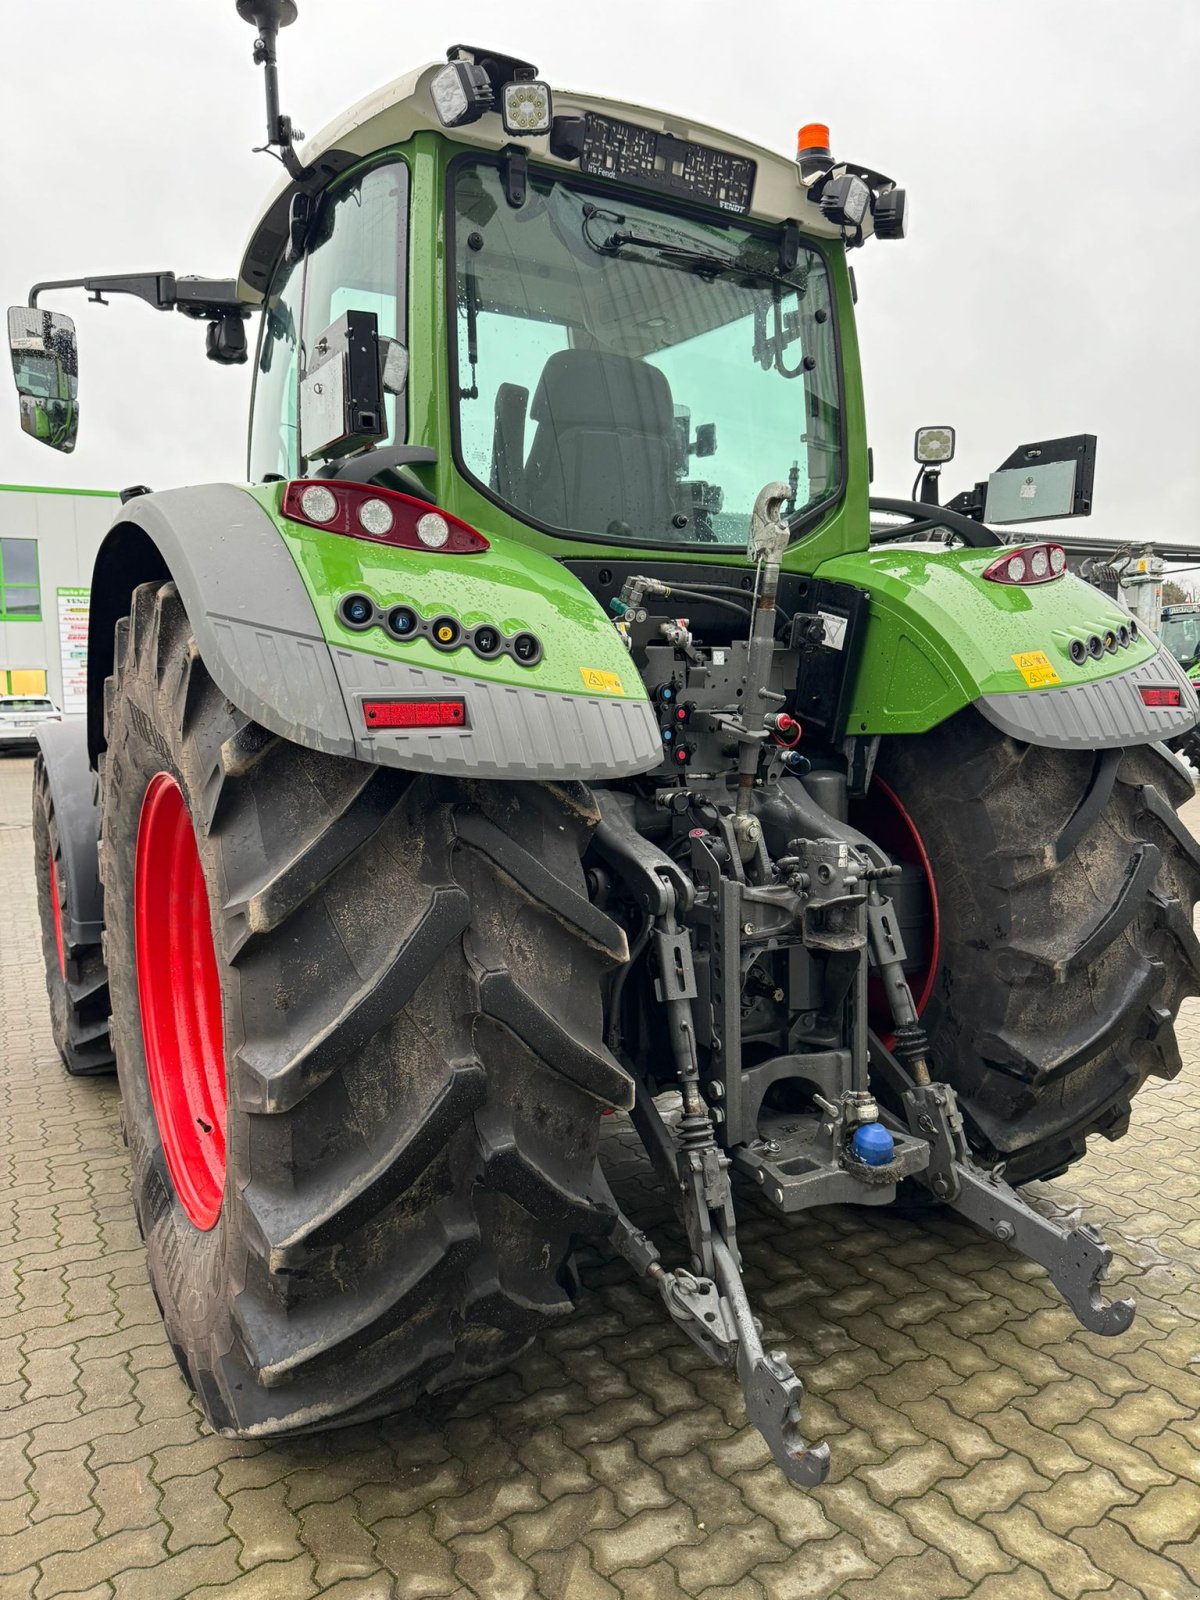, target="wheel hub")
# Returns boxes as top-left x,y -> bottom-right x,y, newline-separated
134,773 -> 227,1230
